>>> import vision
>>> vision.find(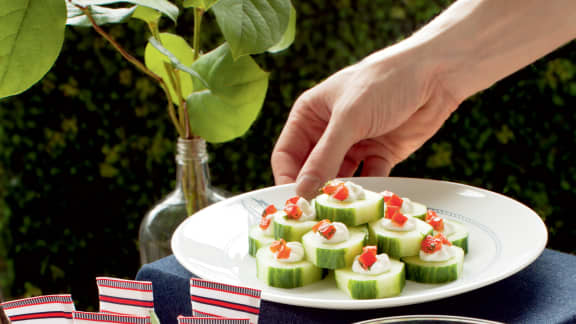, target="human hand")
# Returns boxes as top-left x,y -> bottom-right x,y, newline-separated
271,44 -> 461,199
